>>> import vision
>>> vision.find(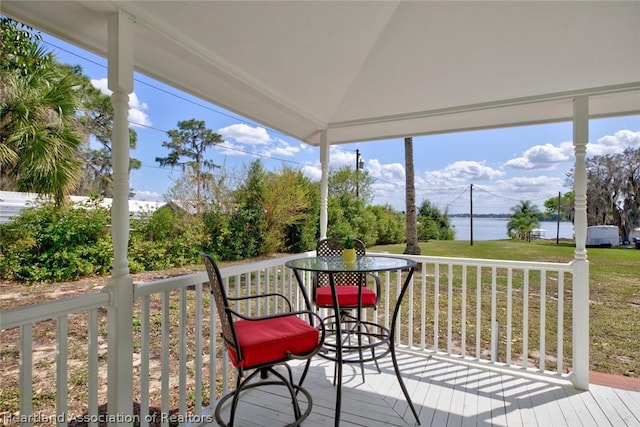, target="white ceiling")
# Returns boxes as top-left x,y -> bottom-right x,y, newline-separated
3,1 -> 640,146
